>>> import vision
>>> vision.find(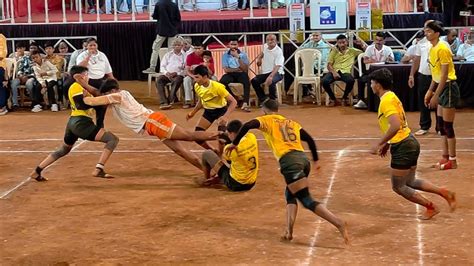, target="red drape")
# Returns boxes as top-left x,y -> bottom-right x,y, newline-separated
12,0 -> 62,17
